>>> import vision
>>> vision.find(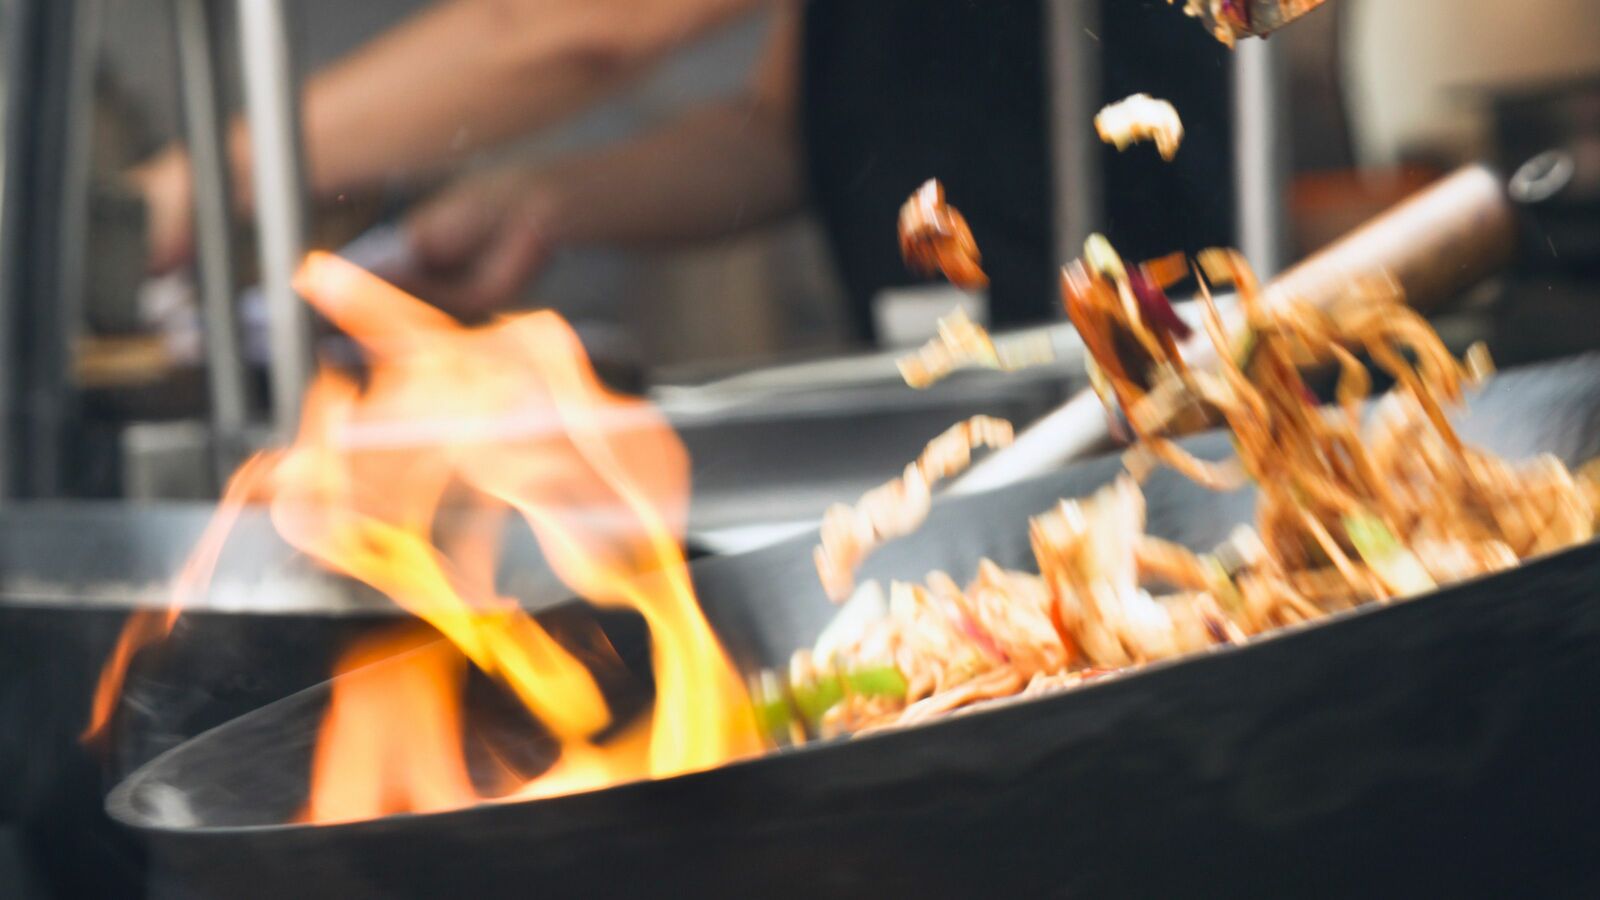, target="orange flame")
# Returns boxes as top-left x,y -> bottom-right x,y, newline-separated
284,253 -> 760,818
87,252 -> 761,818
83,453 -> 275,744
86,250 -> 762,822
303,626 -> 477,823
